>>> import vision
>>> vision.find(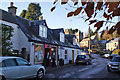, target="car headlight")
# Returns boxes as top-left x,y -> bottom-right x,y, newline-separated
109,64 -> 111,67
